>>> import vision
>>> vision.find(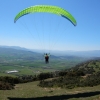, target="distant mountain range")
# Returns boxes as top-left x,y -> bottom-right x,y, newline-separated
0,45 -> 100,57
54,50 -> 100,57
